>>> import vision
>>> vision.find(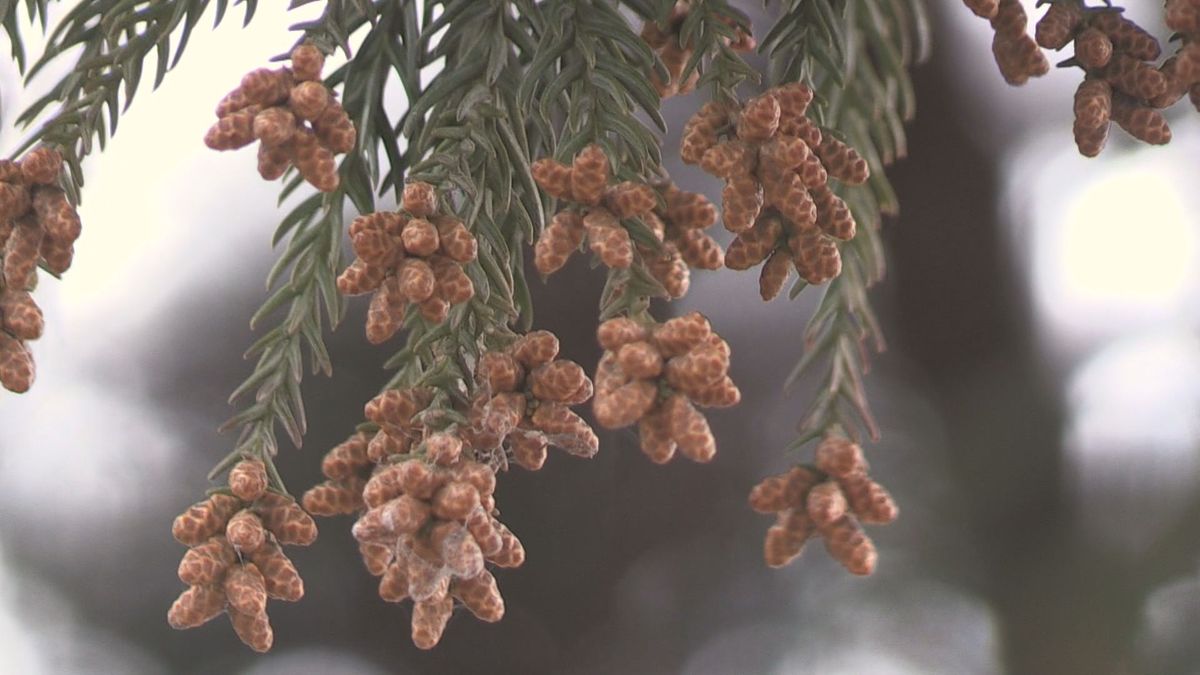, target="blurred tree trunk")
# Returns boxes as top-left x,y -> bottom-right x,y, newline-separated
885,53 -> 1145,675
